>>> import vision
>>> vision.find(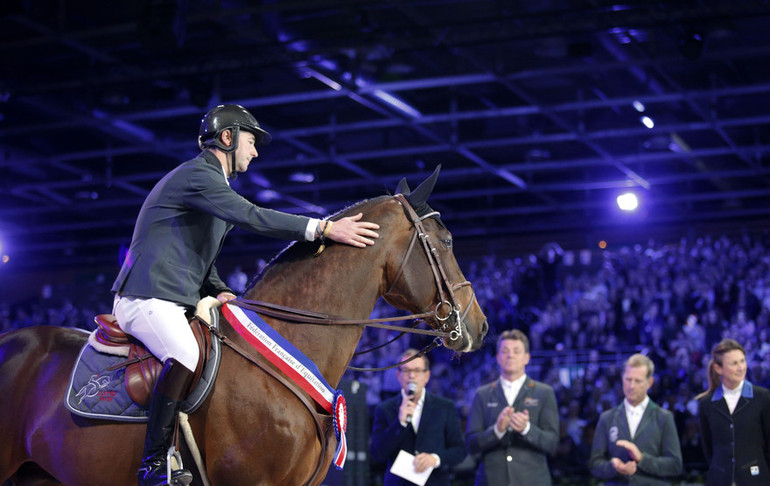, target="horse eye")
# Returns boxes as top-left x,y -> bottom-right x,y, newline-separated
441,239 -> 453,249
